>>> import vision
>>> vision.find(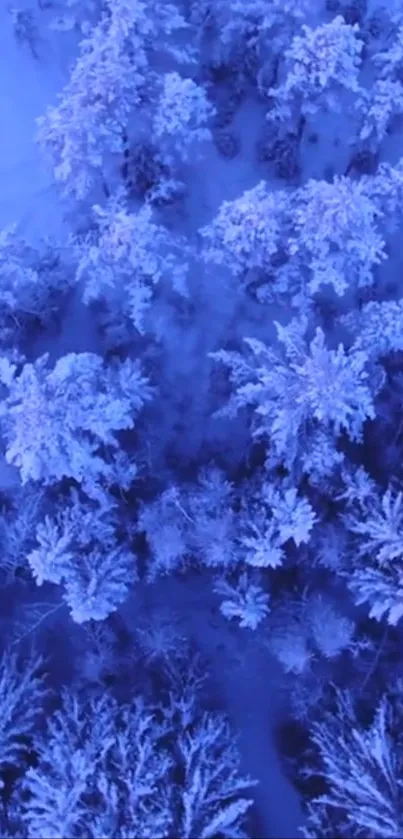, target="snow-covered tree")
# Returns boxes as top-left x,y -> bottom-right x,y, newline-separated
211,318 -> 374,471
76,193 -> 189,333
192,0 -> 313,77
300,428 -> 345,489
354,79 -> 403,149
138,467 -> 238,578
363,156 -> 403,227
200,181 -> 290,282
0,227 -> 41,324
290,176 -> 386,296
372,24 -> 403,81
23,692 -> 173,839
238,478 -> 317,568
344,485 -> 403,624
341,297 -> 403,360
267,16 -> 363,127
23,688 -> 255,839
27,492 -> 135,623
268,624 -> 313,675
38,0 -> 148,199
304,595 -> 356,659
0,228 -> 72,338
0,486 -> 45,581
305,691 -> 403,838
0,652 -> 47,777
153,73 -> 215,165
202,174 -> 385,301
37,0 -> 192,199
175,712 -> 255,838
215,572 -> 270,629
0,352 -> 152,489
